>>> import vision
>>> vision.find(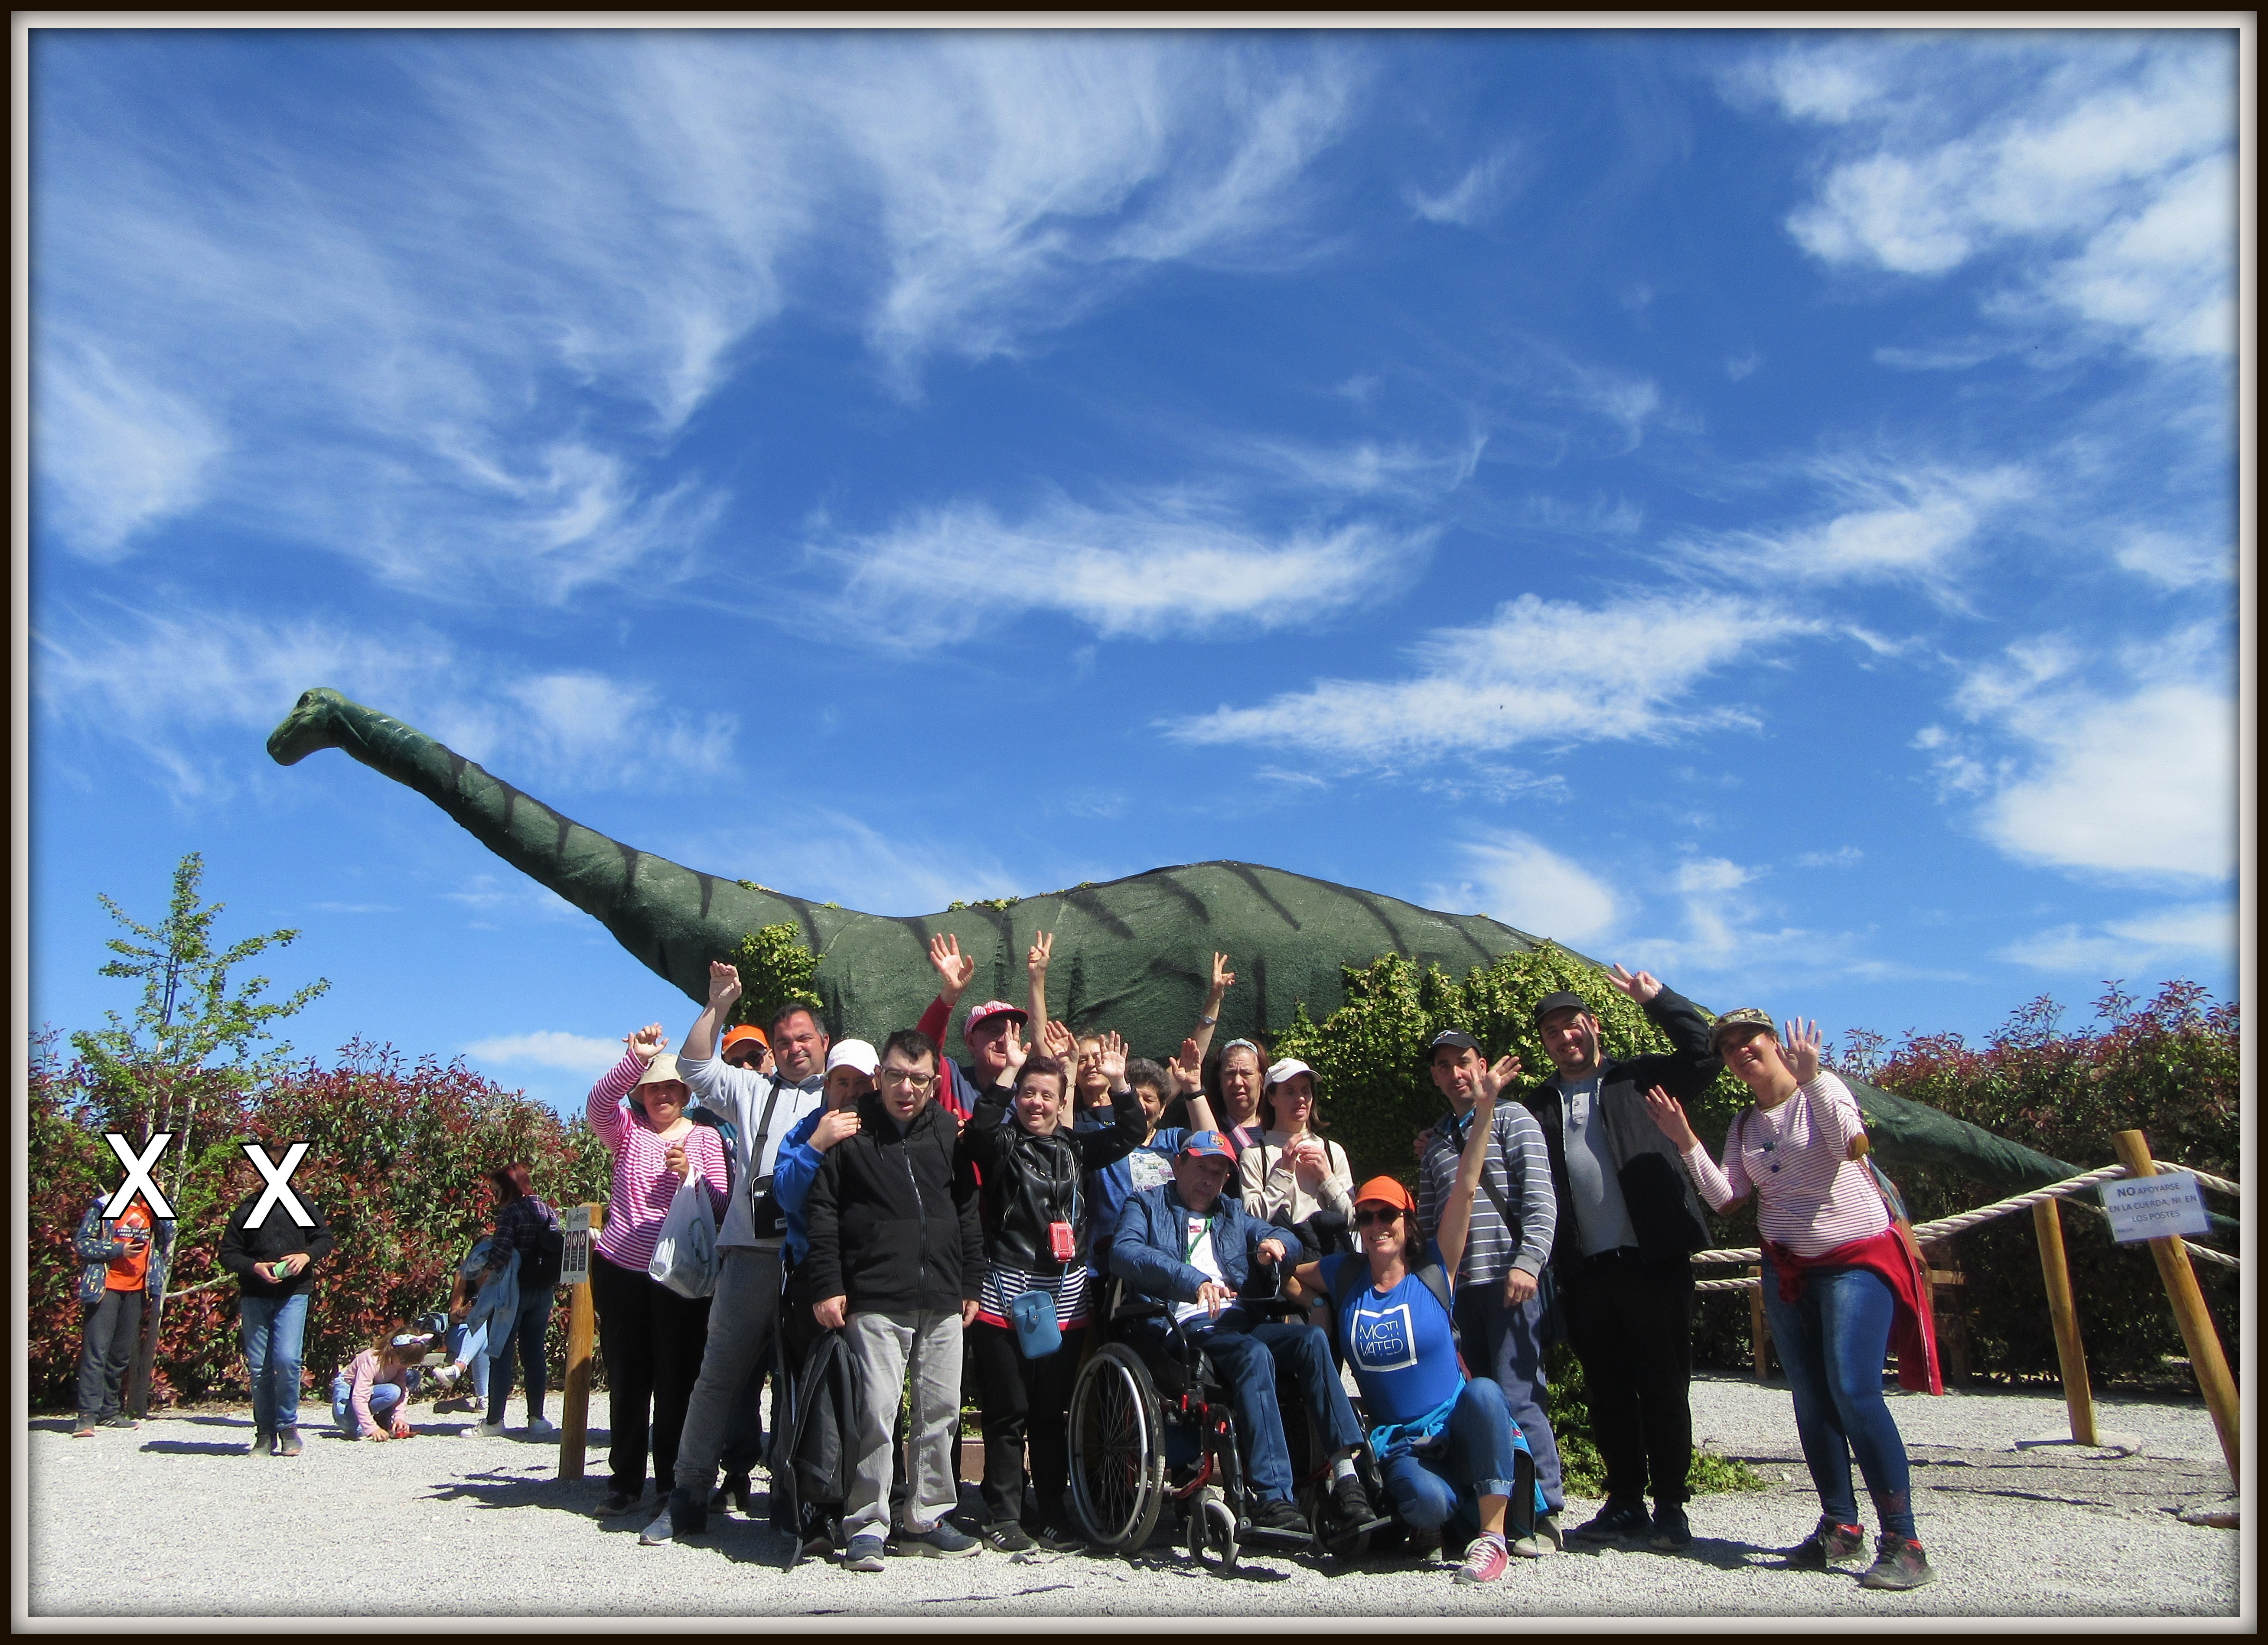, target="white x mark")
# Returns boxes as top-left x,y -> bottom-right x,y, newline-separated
102,1133 -> 176,1219
241,1142 -> 315,1229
